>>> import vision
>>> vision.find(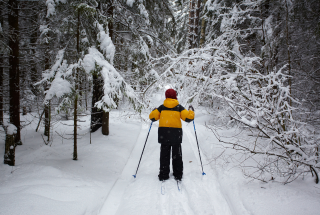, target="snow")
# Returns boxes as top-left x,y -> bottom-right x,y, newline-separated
44,72 -> 72,100
126,0 -> 135,7
240,117 -> 257,127
82,47 -> 124,110
1,110 -> 320,215
36,49 -> 72,101
40,49 -> 65,83
149,69 -> 160,79
39,25 -> 50,36
82,47 -> 142,111
46,0 -> 67,17
138,4 -> 150,25
96,22 -> 115,64
3,122 -> 17,135
46,0 -> 56,17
